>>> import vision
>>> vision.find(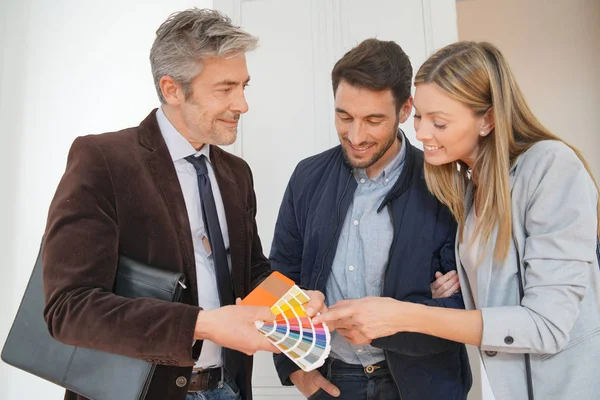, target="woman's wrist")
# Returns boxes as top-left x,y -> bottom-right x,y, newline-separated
392,301 -> 483,346
392,301 -> 427,334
